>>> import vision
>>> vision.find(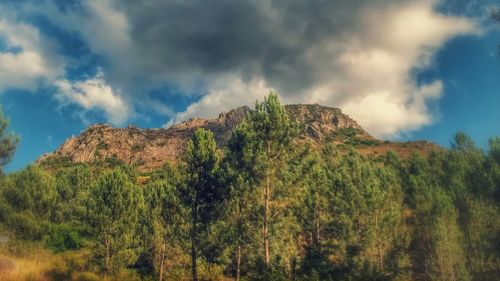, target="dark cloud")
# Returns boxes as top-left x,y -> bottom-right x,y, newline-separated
114,0 -> 412,95
6,0 -> 477,136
